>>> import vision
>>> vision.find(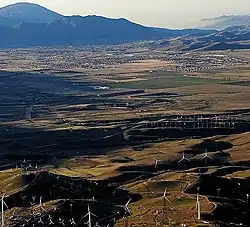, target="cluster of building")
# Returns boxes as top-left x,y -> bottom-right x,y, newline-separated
0,45 -> 248,72
161,52 -> 248,72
